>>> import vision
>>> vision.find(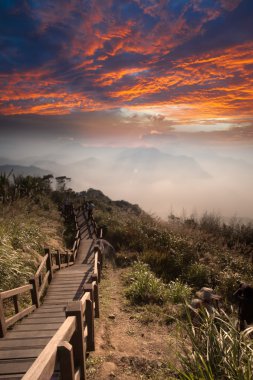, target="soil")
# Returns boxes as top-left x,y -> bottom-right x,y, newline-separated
86,265 -> 180,380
